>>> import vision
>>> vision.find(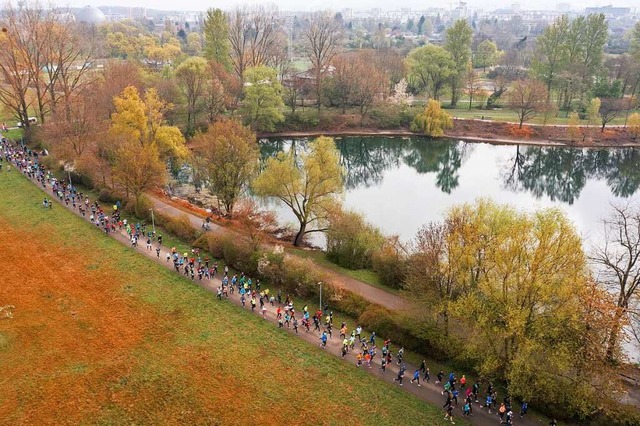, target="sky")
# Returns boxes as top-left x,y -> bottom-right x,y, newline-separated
59,0 -> 639,12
